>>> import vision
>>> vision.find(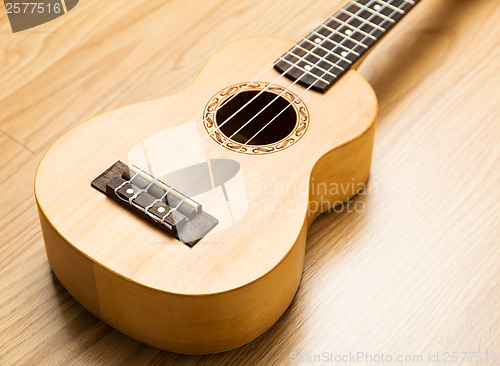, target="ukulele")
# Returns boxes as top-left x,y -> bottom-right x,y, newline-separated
35,0 -> 420,354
